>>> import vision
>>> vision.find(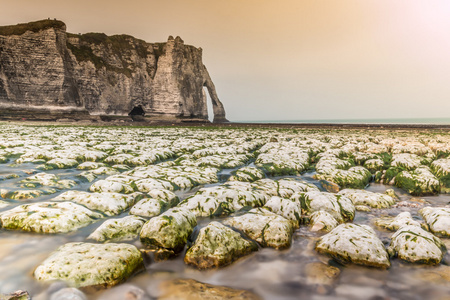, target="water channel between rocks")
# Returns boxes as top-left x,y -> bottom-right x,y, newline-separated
0,125 -> 449,300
